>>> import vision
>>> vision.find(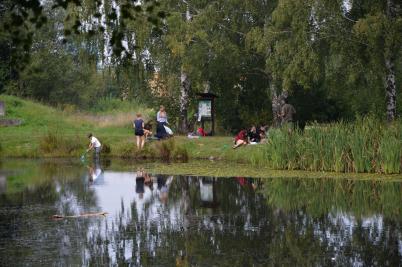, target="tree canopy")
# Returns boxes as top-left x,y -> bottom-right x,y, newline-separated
1,0 -> 401,131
